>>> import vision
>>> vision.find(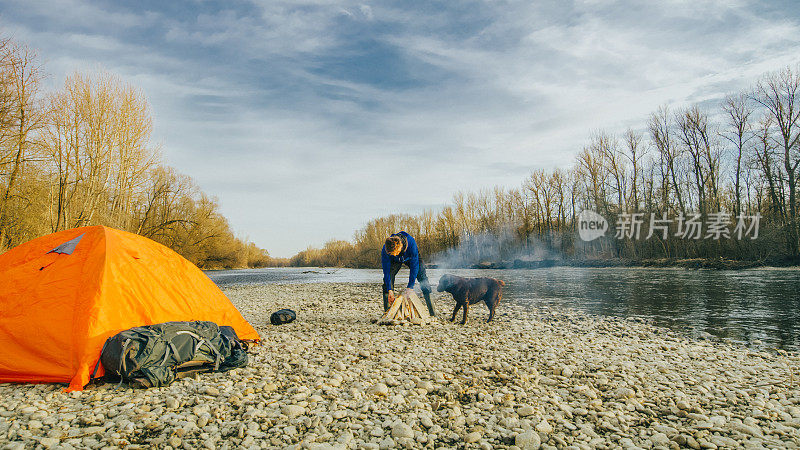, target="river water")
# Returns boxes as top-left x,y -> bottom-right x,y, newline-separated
207,267 -> 800,352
